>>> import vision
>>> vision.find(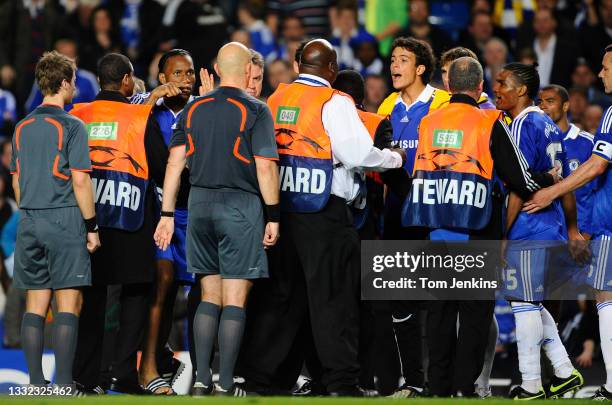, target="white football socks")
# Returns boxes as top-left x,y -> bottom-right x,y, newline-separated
597,302 -> 612,392
539,304 -> 573,379
512,302 -> 543,393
